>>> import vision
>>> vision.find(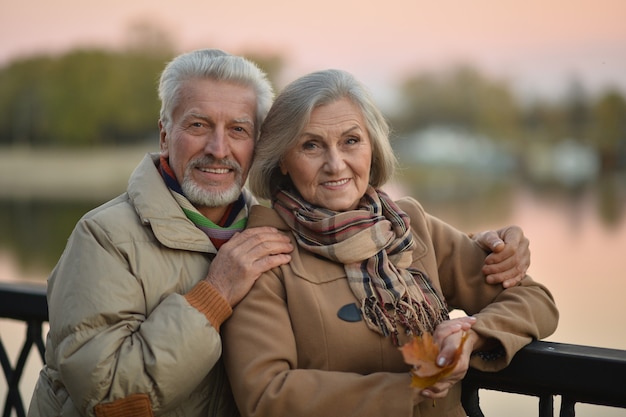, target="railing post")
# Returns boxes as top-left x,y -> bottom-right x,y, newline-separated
538,394 -> 554,417
0,281 -> 48,417
1,339 -> 21,417
559,397 -> 576,417
460,381 -> 485,417
1,319 -> 47,417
